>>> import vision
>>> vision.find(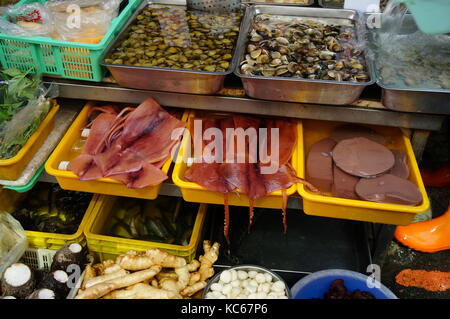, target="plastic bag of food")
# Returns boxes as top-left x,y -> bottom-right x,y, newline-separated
46,0 -> 107,11
0,2 -> 54,37
0,79 -> 58,160
0,212 -> 27,279
48,0 -> 123,43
